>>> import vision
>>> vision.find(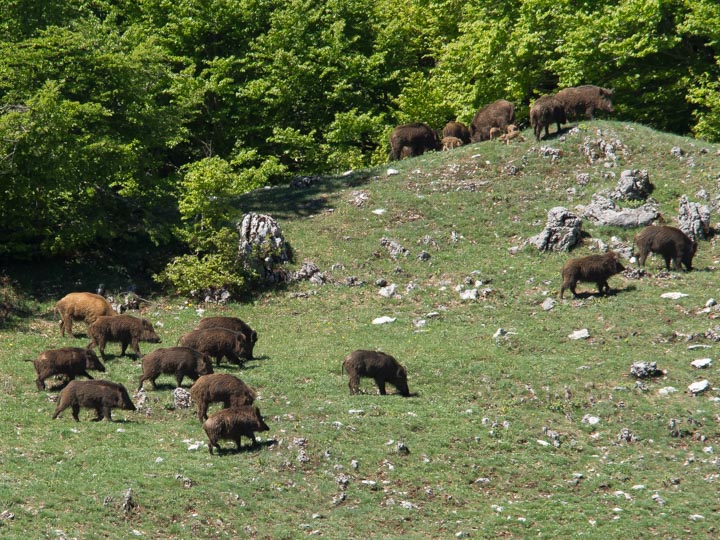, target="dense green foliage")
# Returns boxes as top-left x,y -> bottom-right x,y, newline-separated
1,0 -> 720,290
